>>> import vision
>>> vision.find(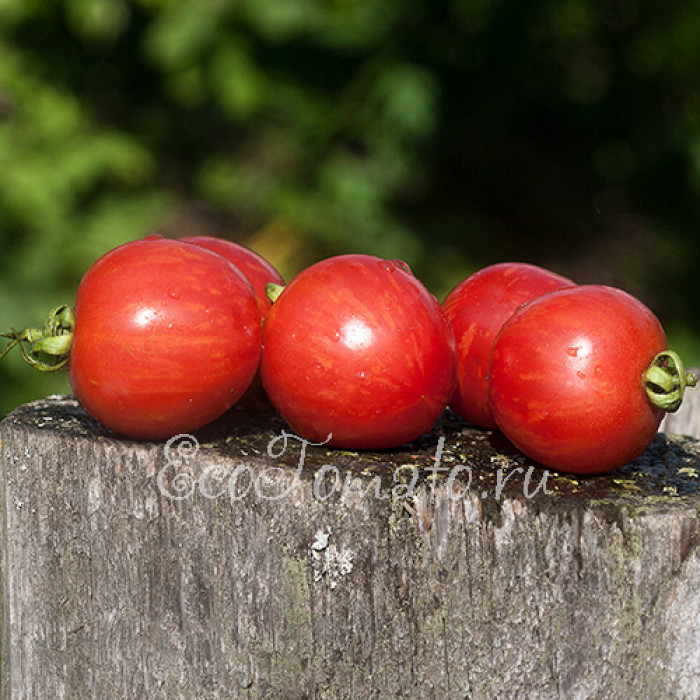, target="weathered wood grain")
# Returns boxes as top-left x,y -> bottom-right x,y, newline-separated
661,368 -> 700,439
2,395 -> 700,699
